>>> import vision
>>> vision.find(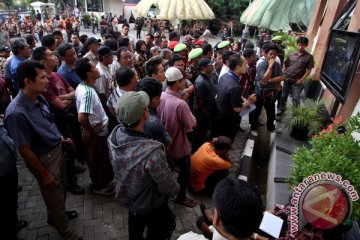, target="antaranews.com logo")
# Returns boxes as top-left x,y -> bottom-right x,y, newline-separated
290,172 -> 359,234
